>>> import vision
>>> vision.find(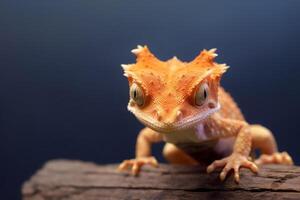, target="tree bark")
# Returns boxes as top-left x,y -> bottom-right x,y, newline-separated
22,159 -> 300,200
